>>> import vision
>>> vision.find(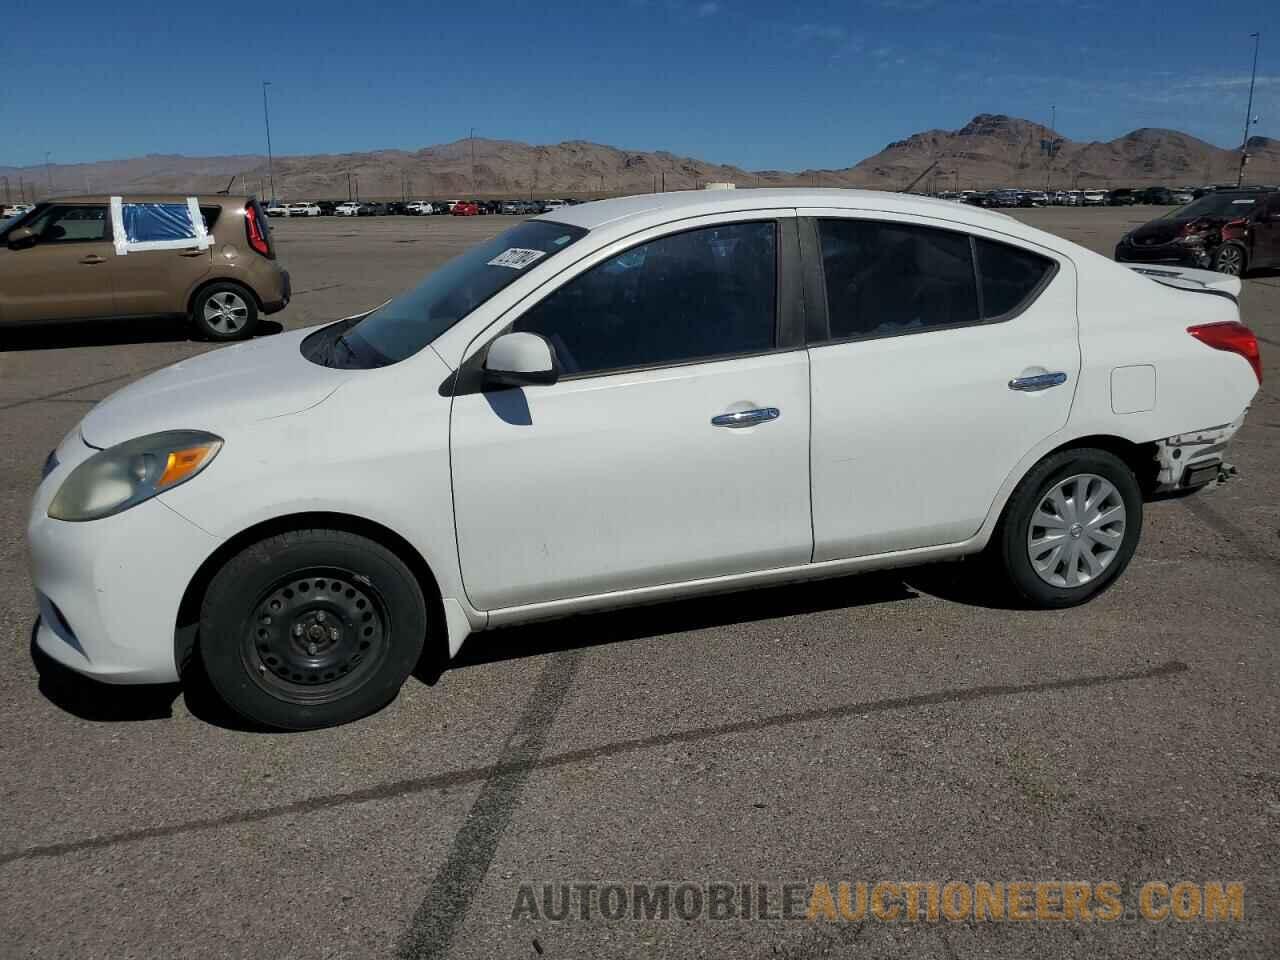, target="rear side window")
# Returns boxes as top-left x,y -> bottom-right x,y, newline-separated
512,221 -> 777,377
975,238 -> 1055,318
121,202 -> 197,243
818,219 -> 978,340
